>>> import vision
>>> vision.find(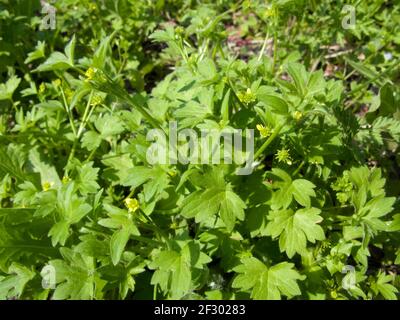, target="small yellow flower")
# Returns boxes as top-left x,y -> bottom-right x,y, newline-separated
175,26 -> 184,36
124,197 -> 139,213
168,170 -> 176,177
265,5 -> 277,18
91,94 -> 103,106
170,221 -> 179,230
39,83 -> 46,94
276,148 -> 292,165
85,67 -> 97,82
89,3 -> 97,11
237,88 -> 256,105
42,181 -> 54,191
256,124 -> 273,138
64,87 -> 74,103
293,111 -> 303,121
53,79 -> 62,88
62,176 -> 70,184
